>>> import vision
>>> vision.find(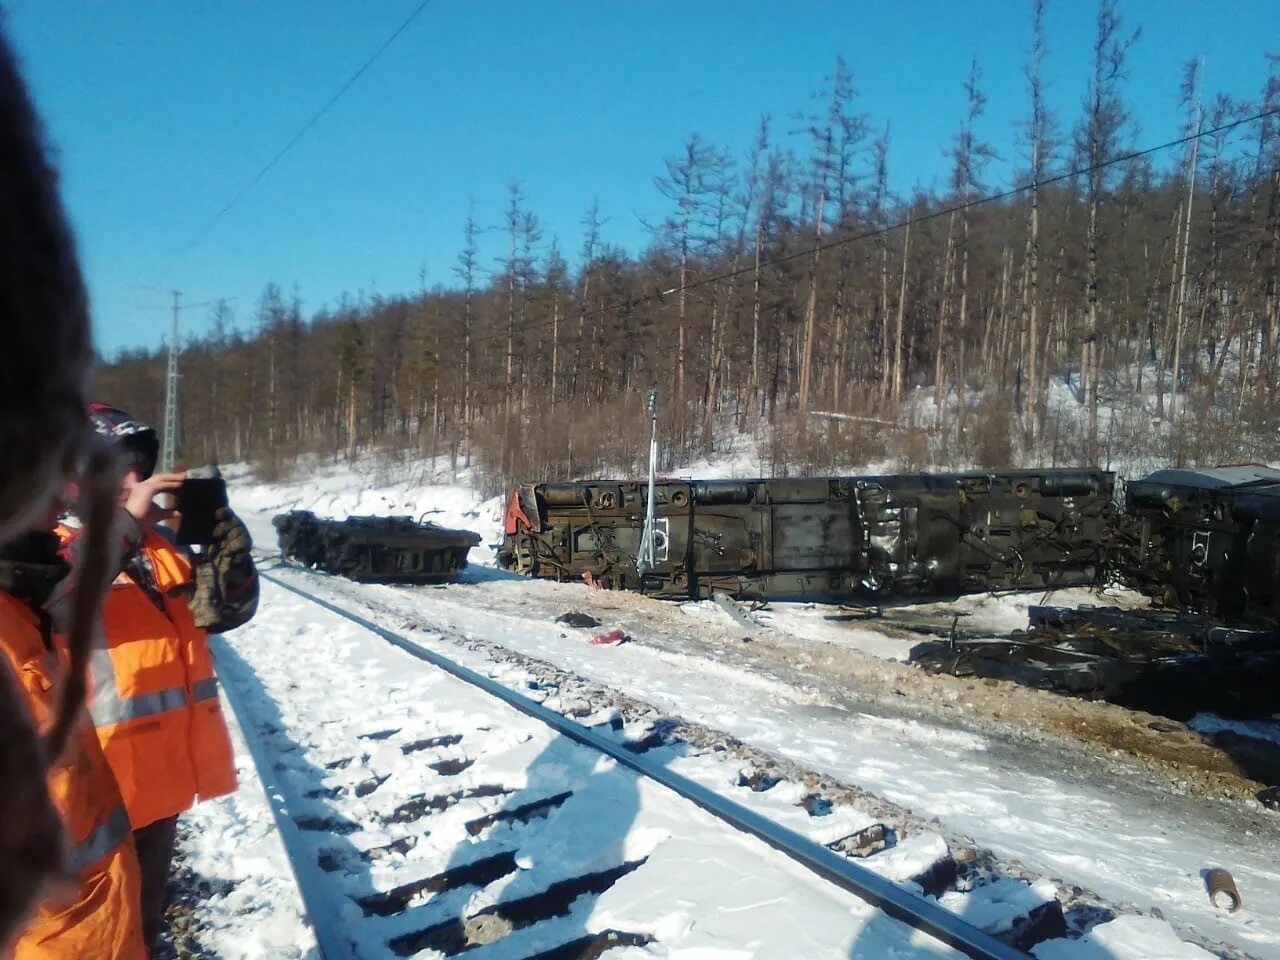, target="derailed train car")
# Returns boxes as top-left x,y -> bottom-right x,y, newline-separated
908,465 -> 1280,717
274,511 -> 481,583
1115,465 -> 1280,628
497,469 -> 1114,603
